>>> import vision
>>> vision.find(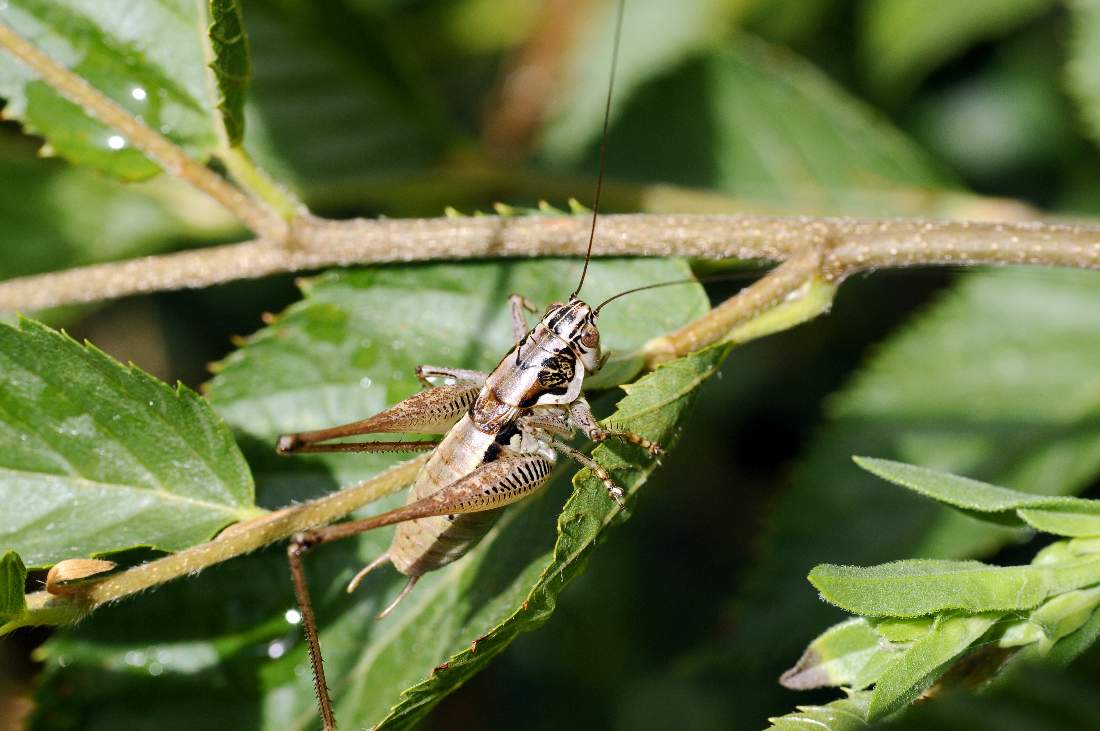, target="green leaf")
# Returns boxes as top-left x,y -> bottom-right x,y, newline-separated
871,616 -> 935,643
0,0 -> 225,179
0,150 -> 236,286
859,0 -> 1055,95
0,319 -> 258,568
546,32 -> 955,216
541,0 -> 745,162
780,618 -> 898,690
744,0 -> 841,44
809,557 -> 1100,617
699,37 -> 949,202
0,550 -> 26,622
732,268 -> 1100,665
237,2 -> 442,192
854,457 -> 1100,537
767,692 -> 871,731
207,0 -> 250,146
1021,586 -> 1100,654
1041,603 -> 1100,665
1018,506 -> 1100,538
868,613 -> 1000,720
